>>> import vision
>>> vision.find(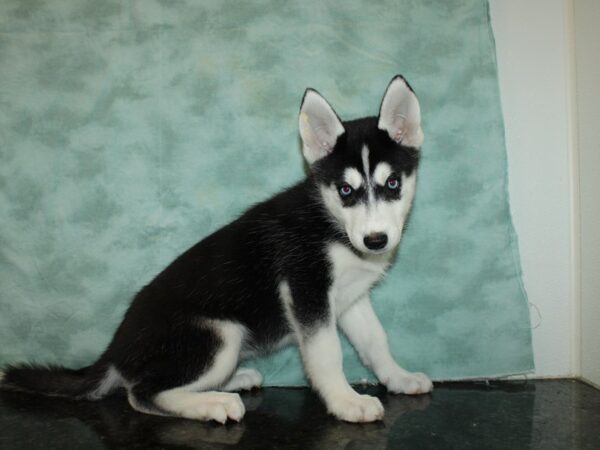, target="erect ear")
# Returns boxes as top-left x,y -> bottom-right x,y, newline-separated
378,75 -> 424,148
298,89 -> 345,165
